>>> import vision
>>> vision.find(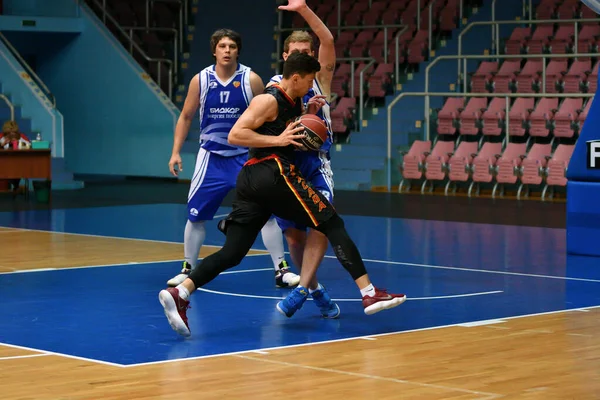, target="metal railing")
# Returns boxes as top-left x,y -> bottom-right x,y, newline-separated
425,52 -> 598,139
428,0 -> 439,54
276,24 -> 407,65
335,57 -> 374,131
386,92 -> 595,191
100,0 -> 188,51
91,0 -> 173,98
0,33 -> 56,108
123,26 -> 179,81
0,94 -> 15,121
149,0 -> 185,52
491,0 -> 534,49
457,18 -> 600,82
